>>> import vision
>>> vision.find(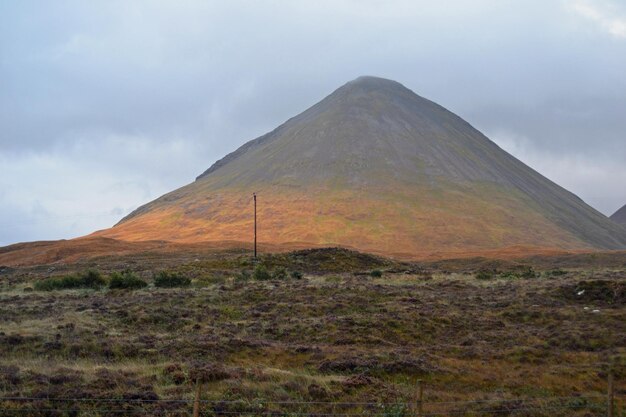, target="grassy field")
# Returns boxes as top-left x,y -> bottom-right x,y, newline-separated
0,248 -> 624,416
